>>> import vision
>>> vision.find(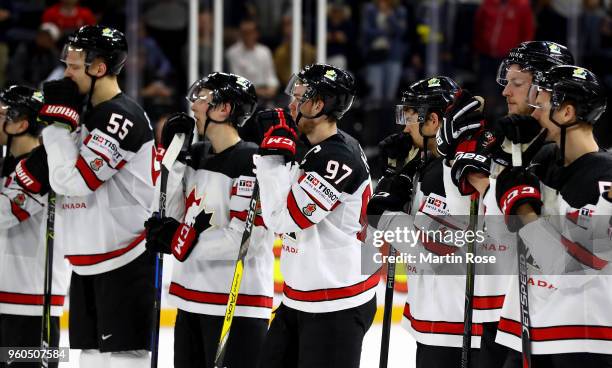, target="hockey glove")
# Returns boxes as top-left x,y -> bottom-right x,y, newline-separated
15,145 -> 50,195
496,167 -> 542,232
144,211 -> 213,262
367,167 -> 414,228
38,78 -> 82,132
161,112 -> 195,162
379,132 -> 413,174
491,115 -> 546,166
451,129 -> 497,195
436,89 -> 486,158
258,108 -> 298,162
